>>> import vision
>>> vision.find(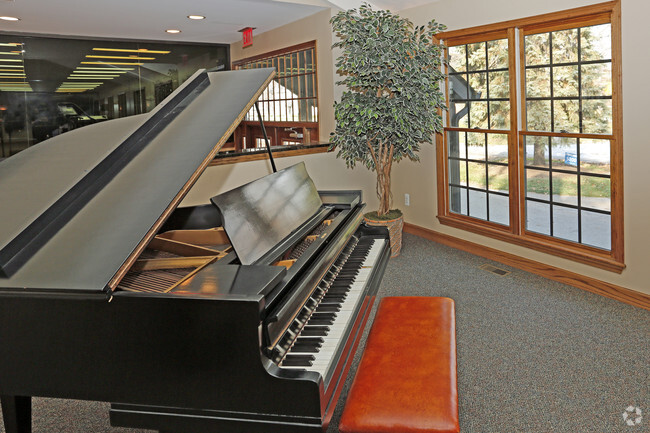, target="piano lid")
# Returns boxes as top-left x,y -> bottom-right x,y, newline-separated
0,68 -> 275,293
